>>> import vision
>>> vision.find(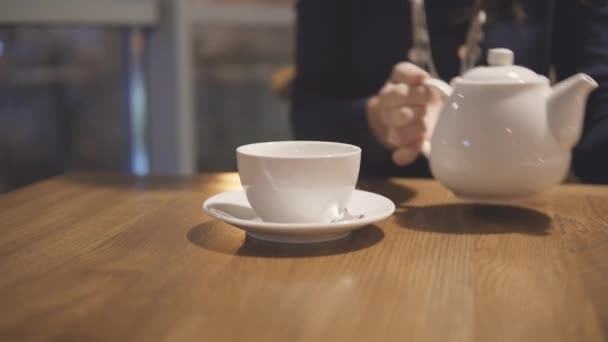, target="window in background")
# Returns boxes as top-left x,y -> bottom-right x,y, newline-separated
0,27 -> 136,192
194,23 -> 294,172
